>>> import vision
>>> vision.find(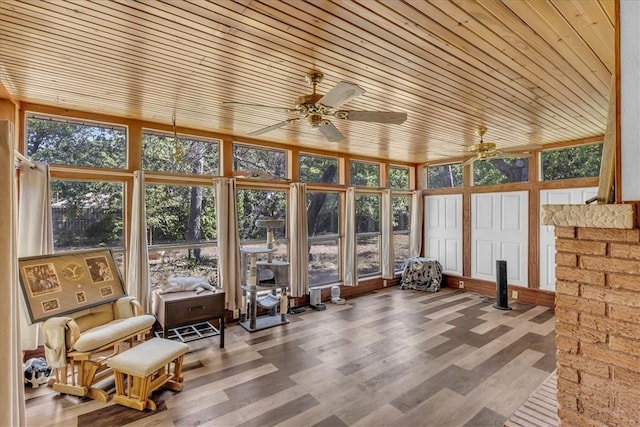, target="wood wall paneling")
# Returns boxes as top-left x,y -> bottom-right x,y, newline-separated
0,1 -> 614,163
